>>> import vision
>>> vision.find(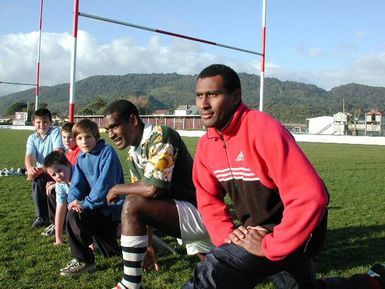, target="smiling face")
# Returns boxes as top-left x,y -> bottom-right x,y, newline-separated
61,131 -> 76,150
104,112 -> 141,150
33,116 -> 52,138
46,163 -> 71,184
195,75 -> 241,130
75,131 -> 97,153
